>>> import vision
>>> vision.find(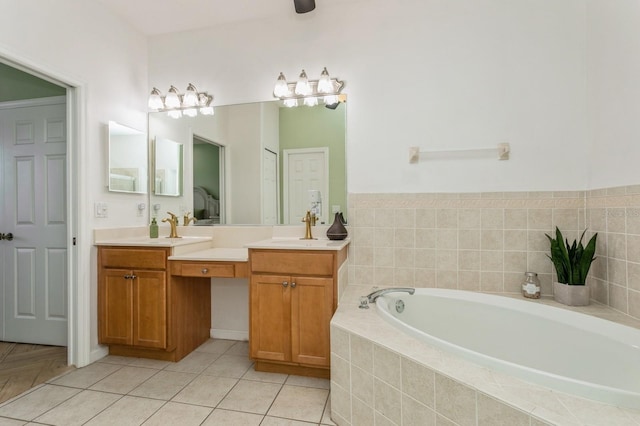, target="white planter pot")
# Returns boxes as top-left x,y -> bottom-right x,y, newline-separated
553,282 -> 590,306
